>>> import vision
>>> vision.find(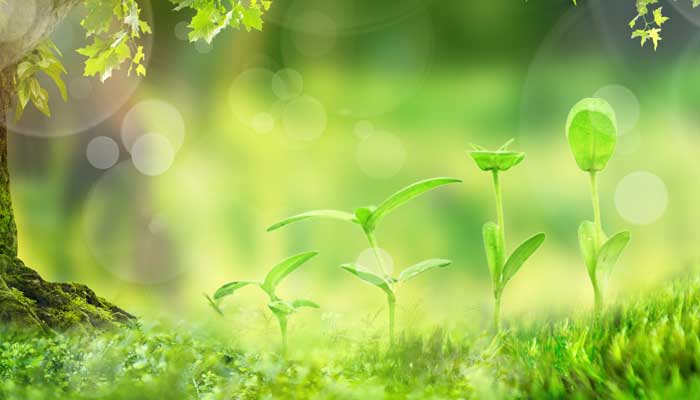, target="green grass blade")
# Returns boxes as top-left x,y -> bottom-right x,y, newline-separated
578,221 -> 598,276
266,210 -> 357,232
595,231 -> 631,284
262,252 -> 319,295
340,264 -> 393,297
365,177 -> 461,232
213,281 -> 259,301
398,259 -> 452,283
502,233 -> 546,286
